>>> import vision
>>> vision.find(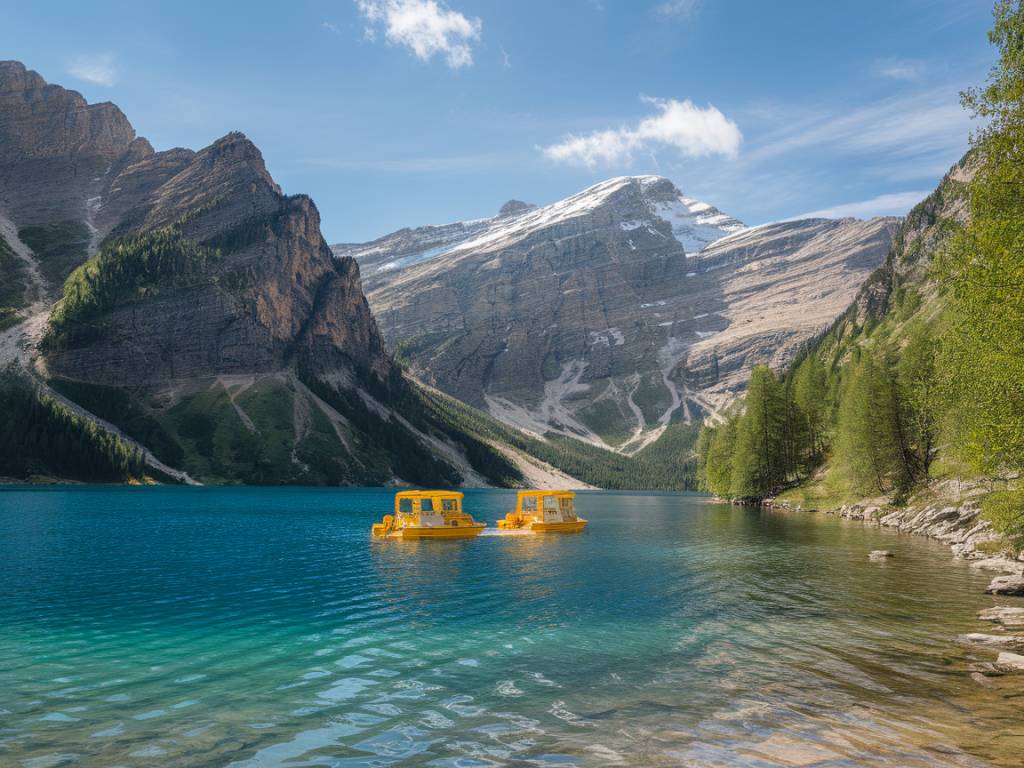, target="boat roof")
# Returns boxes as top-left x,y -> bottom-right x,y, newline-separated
516,489 -> 575,498
395,490 -> 464,499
